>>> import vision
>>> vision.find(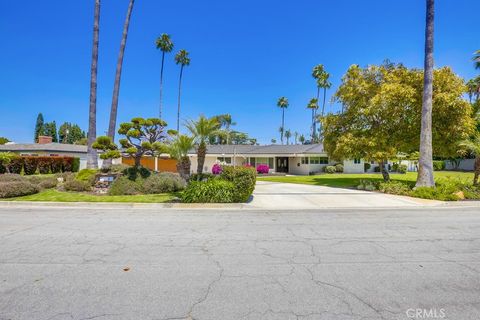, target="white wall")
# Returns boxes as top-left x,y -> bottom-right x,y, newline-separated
445,159 -> 474,171
343,160 -> 364,174
289,157 -> 310,175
